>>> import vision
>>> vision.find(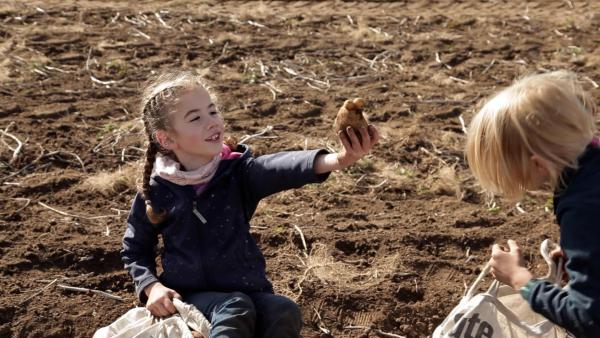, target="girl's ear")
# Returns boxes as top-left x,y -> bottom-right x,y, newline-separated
155,130 -> 178,150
